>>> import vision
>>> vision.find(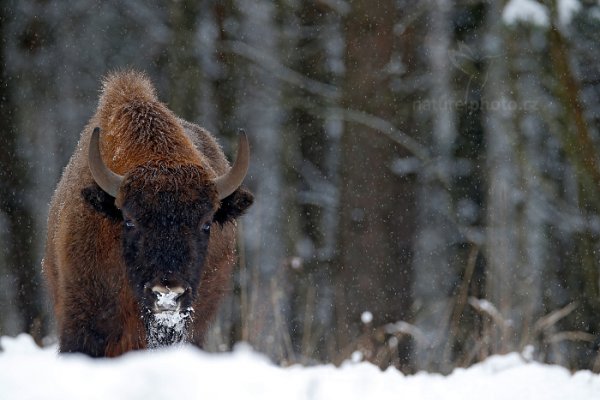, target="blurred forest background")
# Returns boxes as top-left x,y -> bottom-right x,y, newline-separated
1,0 -> 600,374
